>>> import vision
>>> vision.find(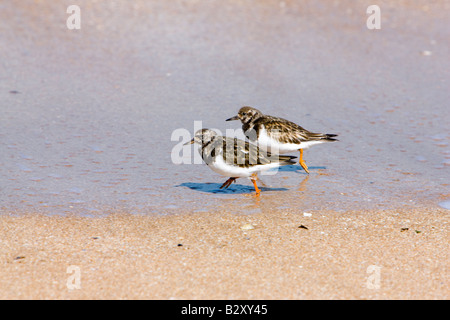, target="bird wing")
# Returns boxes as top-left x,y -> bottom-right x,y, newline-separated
222,137 -> 295,168
259,116 -> 331,144
221,137 -> 262,167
